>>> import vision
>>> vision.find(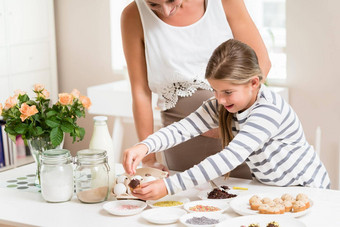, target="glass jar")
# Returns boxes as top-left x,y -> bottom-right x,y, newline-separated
75,149 -> 110,203
40,149 -> 73,203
